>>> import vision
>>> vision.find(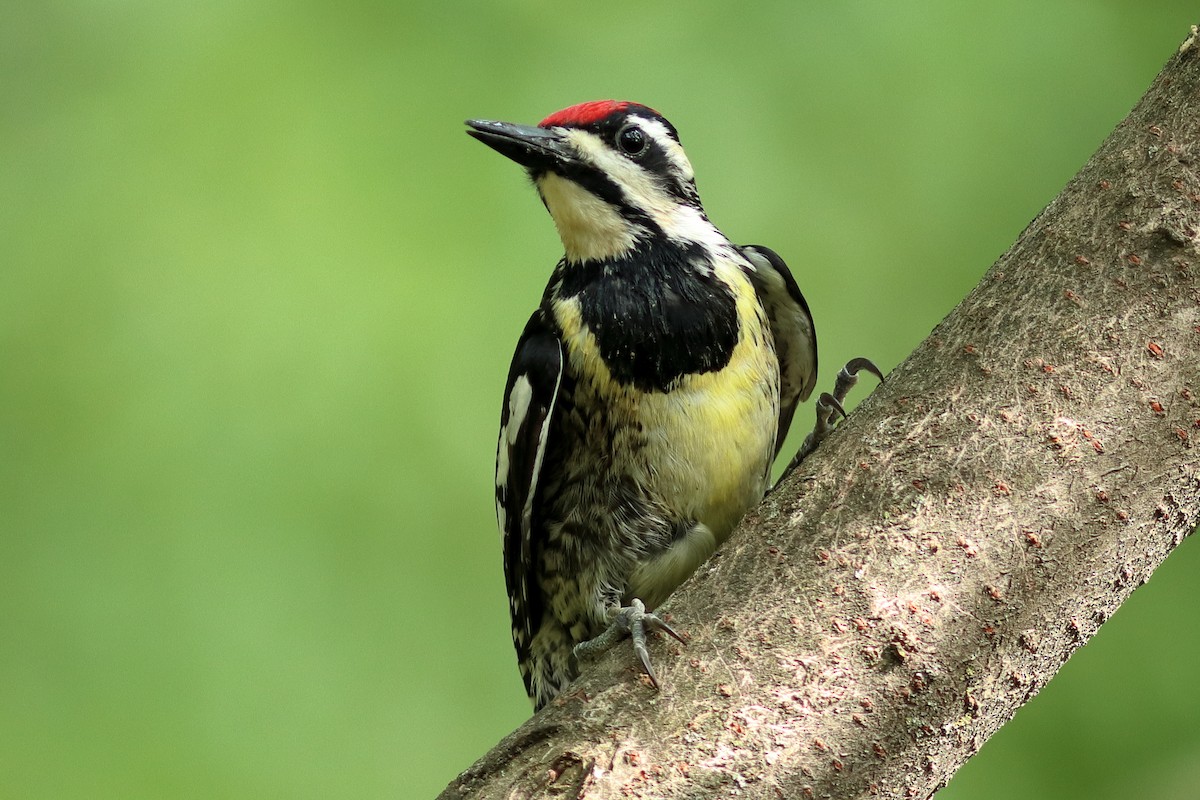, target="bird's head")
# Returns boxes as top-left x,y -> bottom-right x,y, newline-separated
467,101 -> 711,263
